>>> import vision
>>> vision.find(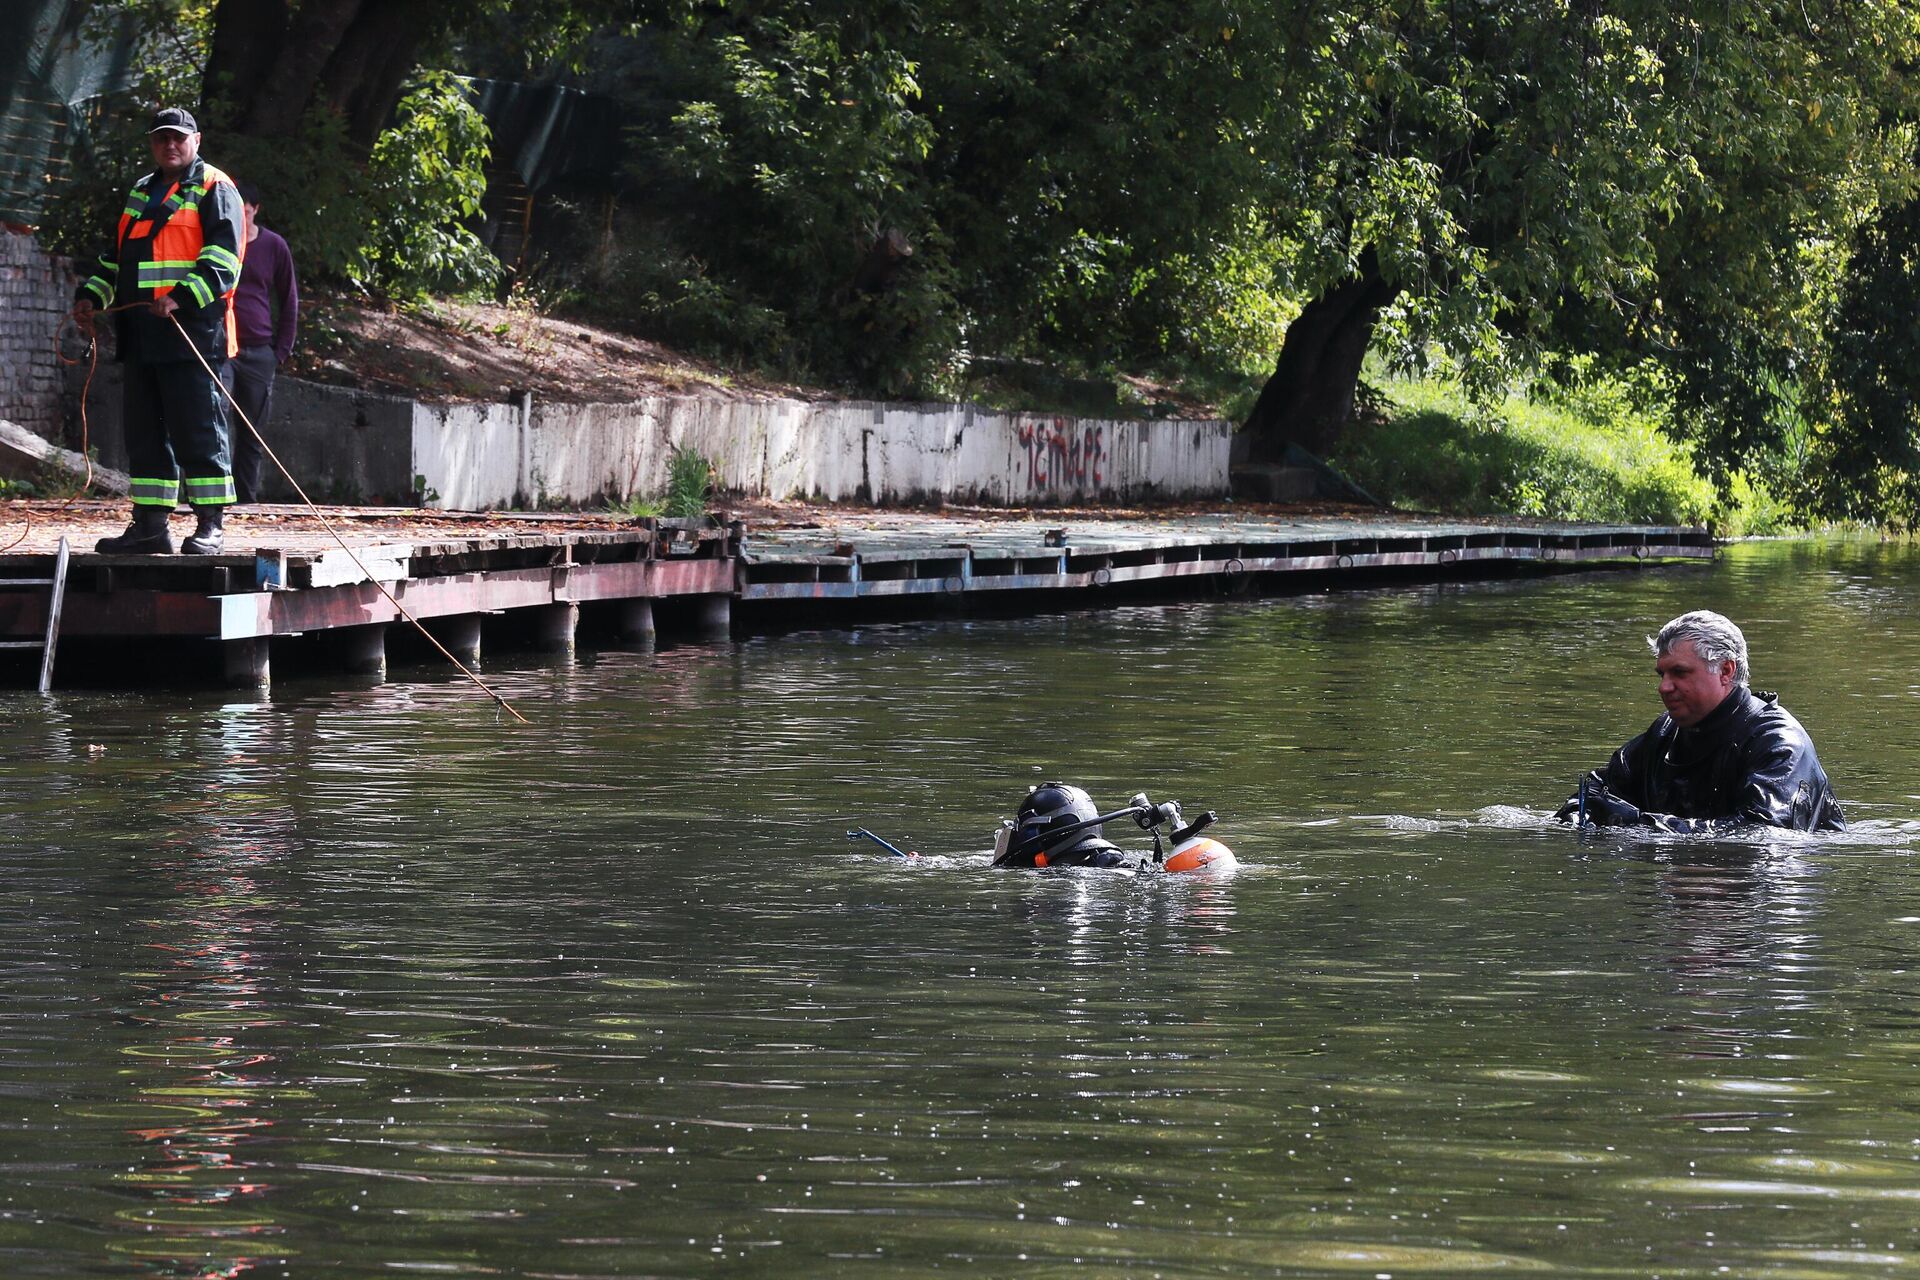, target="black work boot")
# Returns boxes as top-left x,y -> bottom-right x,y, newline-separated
181,505 -> 226,556
95,505 -> 173,554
